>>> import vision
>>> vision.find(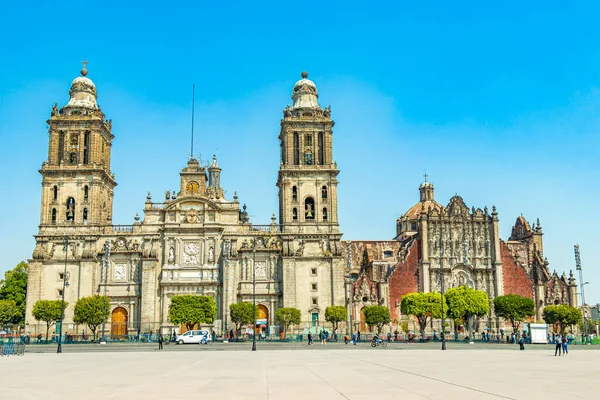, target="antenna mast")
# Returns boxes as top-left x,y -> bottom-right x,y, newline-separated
191,84 -> 195,159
